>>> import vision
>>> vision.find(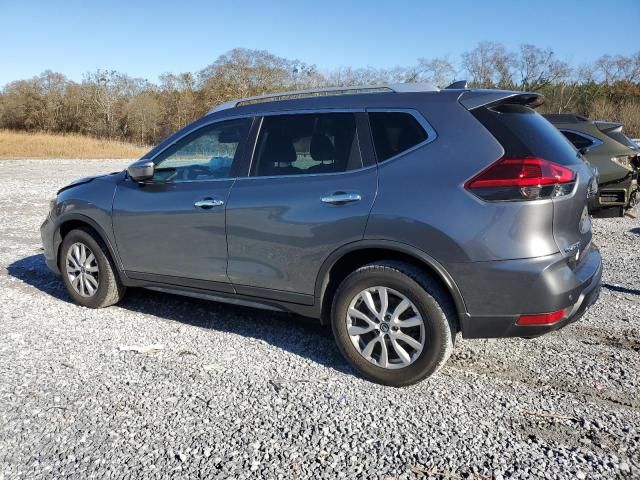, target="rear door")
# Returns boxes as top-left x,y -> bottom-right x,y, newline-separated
225,111 -> 377,299
113,118 -> 251,288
